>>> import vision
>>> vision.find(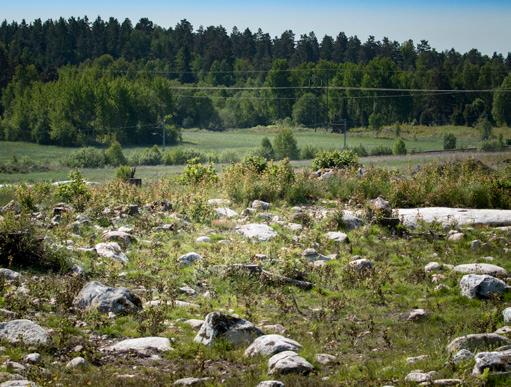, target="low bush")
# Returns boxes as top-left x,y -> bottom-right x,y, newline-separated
392,138 -> 407,155
480,135 -> 505,152
55,170 -> 91,211
300,144 -> 318,160
164,148 -> 208,165
273,128 -> 300,160
131,145 -> 163,165
443,133 -> 457,150
179,158 -> 218,185
105,141 -> 127,166
351,144 -> 368,157
312,150 -> 359,170
115,165 -> 136,181
0,156 -> 50,174
65,147 -> 106,168
369,145 -> 393,156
